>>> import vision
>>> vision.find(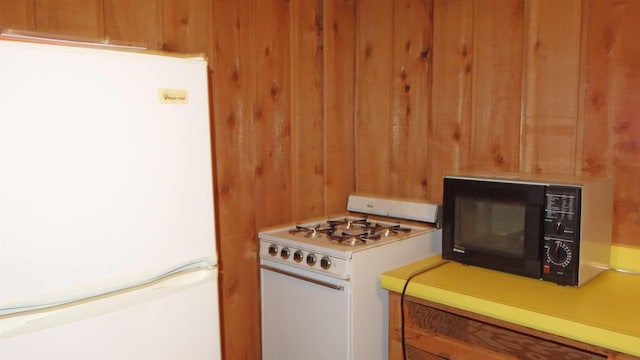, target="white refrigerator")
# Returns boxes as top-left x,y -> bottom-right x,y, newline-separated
0,35 -> 221,359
